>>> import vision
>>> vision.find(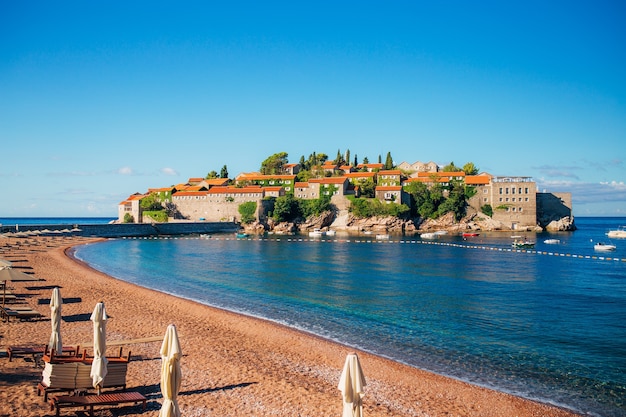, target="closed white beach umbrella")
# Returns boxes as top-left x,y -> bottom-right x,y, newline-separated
159,324 -> 182,417
338,353 -> 367,417
90,302 -> 108,393
0,258 -> 12,268
48,287 -> 62,353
